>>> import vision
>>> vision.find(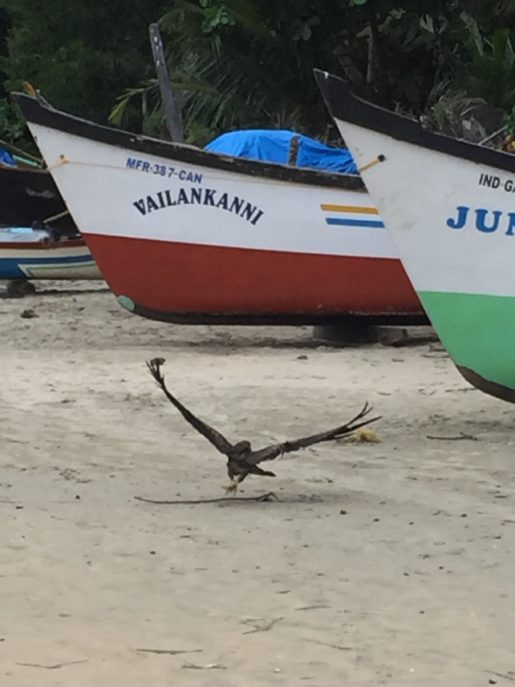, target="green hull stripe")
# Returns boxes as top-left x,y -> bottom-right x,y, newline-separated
419,290 -> 515,391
